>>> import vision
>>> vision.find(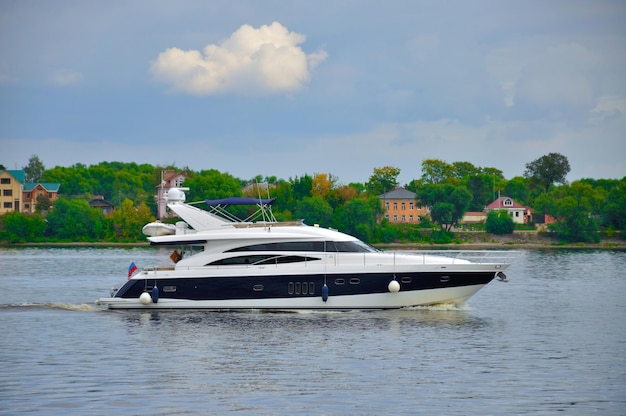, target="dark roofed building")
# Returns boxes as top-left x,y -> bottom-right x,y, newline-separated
379,187 -> 429,224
